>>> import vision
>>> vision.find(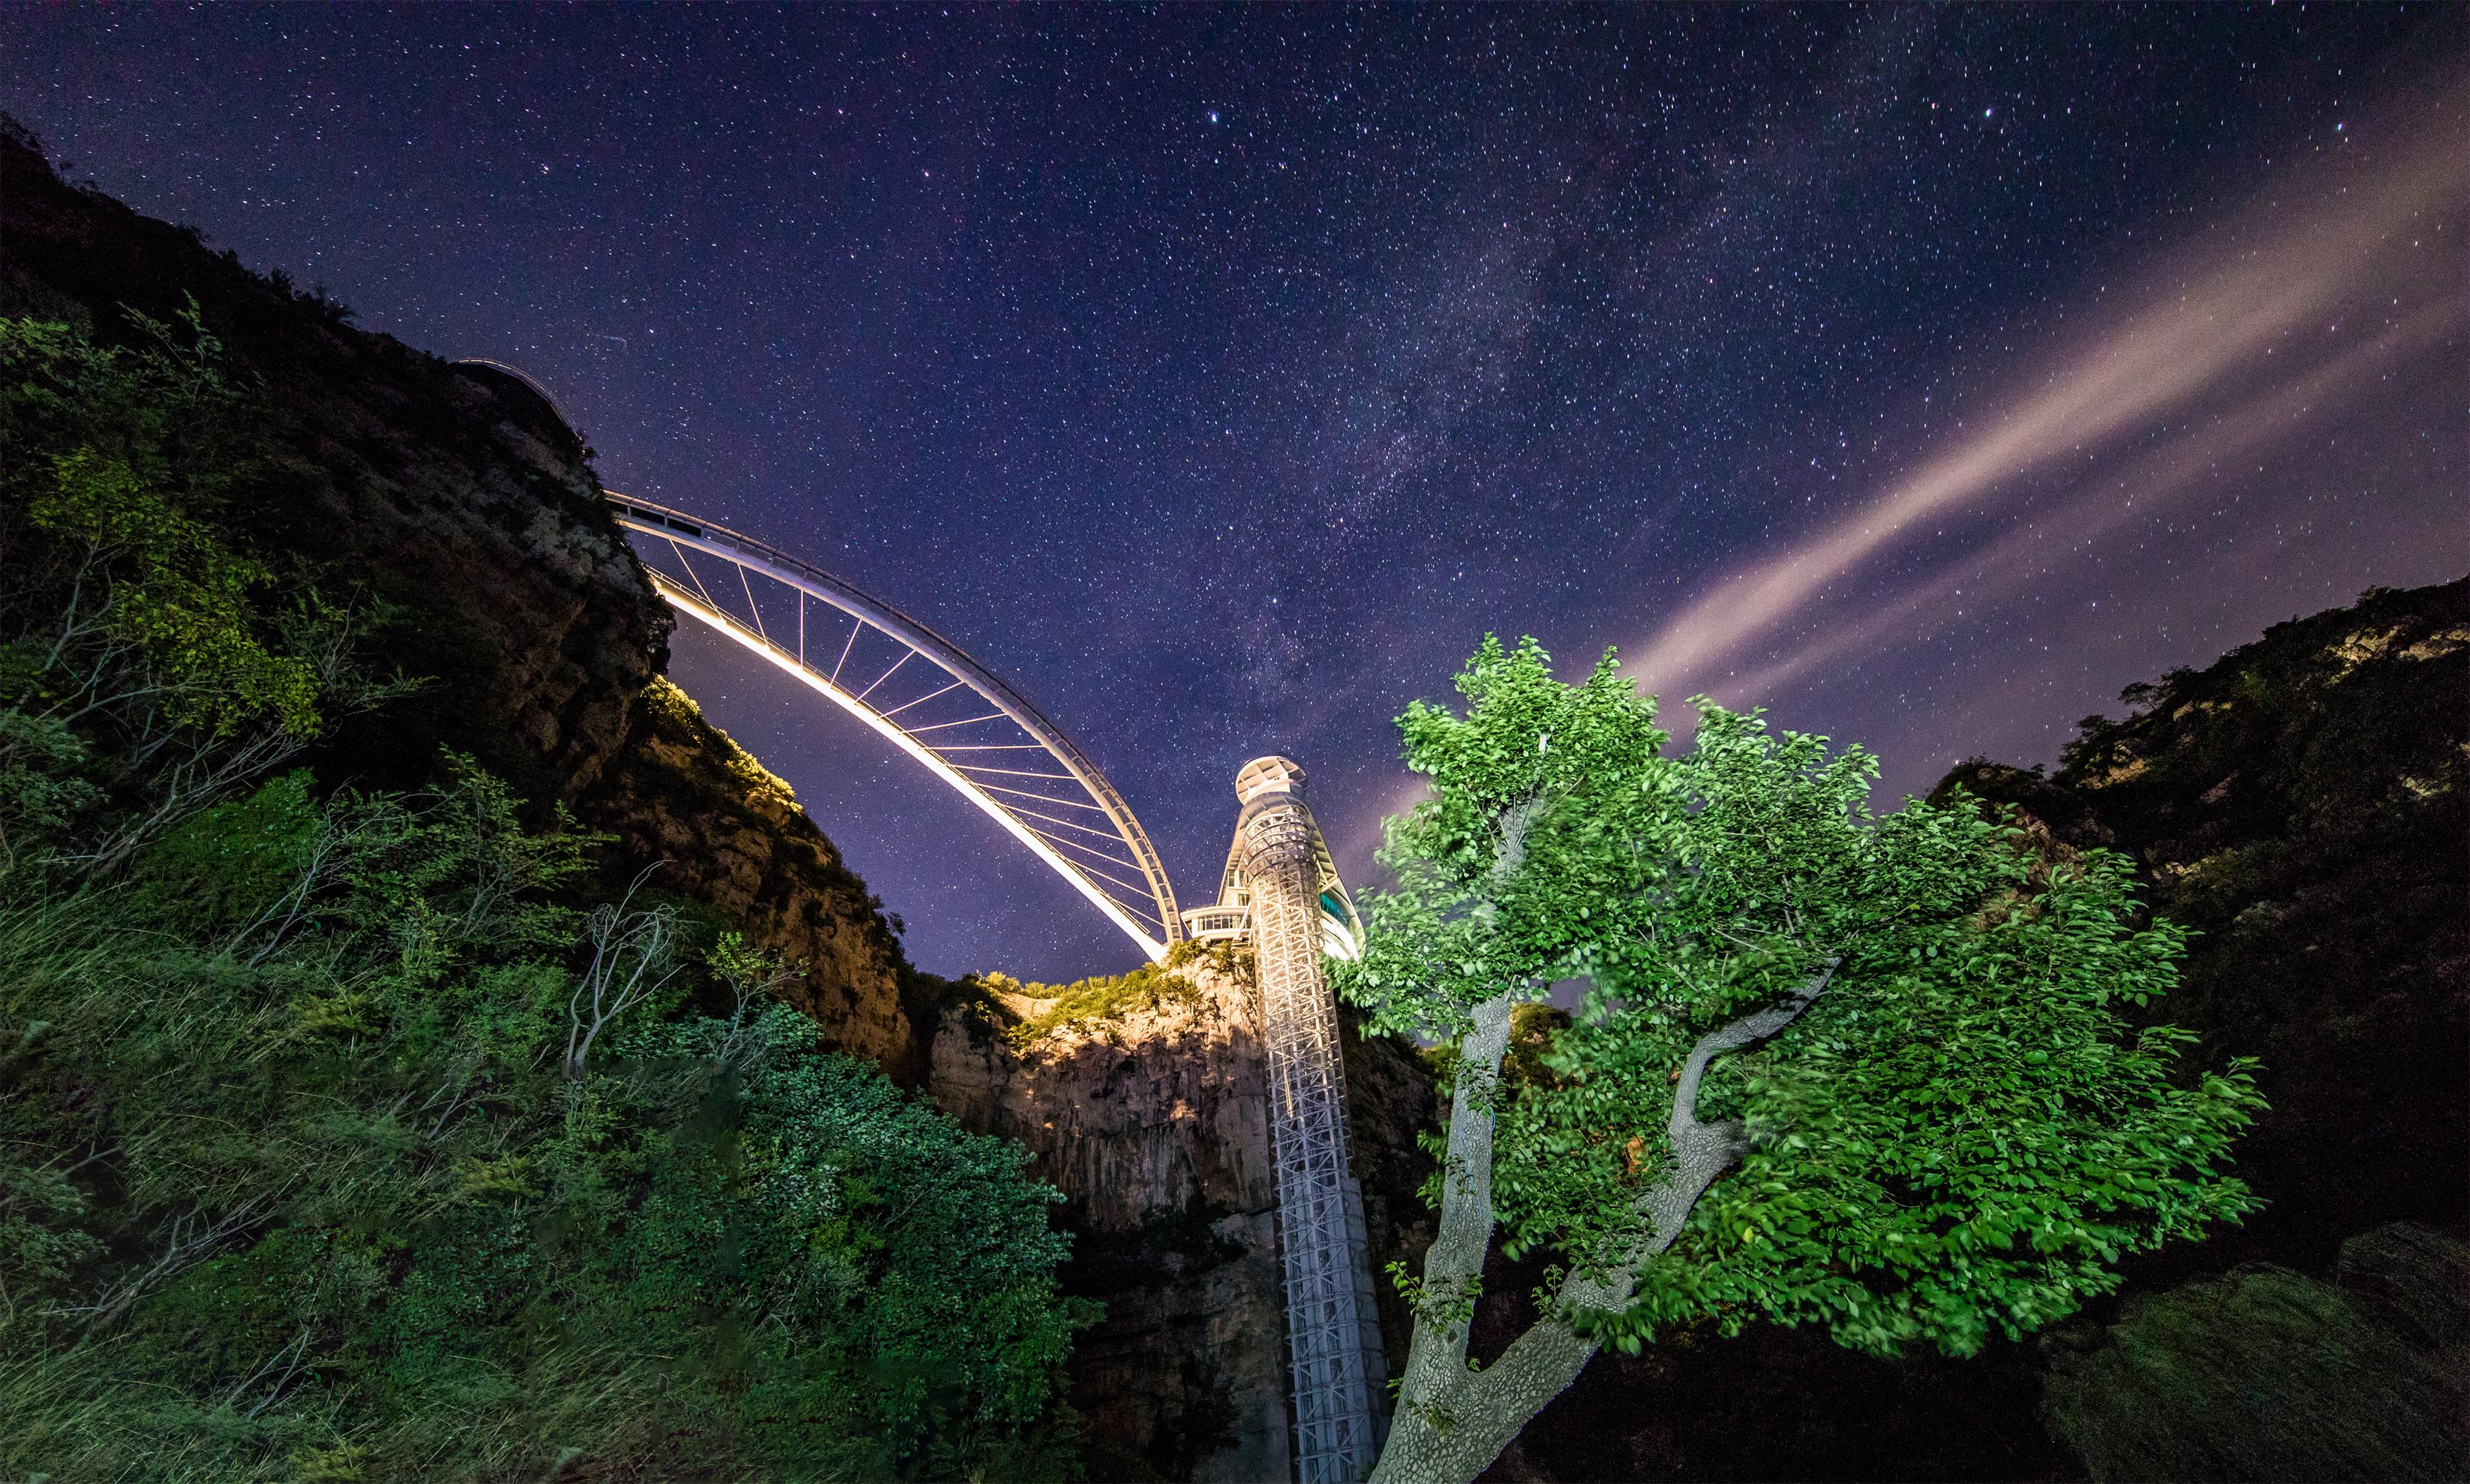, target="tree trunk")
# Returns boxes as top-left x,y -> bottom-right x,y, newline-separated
1370,993 -> 1605,1484
1368,1315 -> 1597,1484
1366,959 -> 1842,1484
